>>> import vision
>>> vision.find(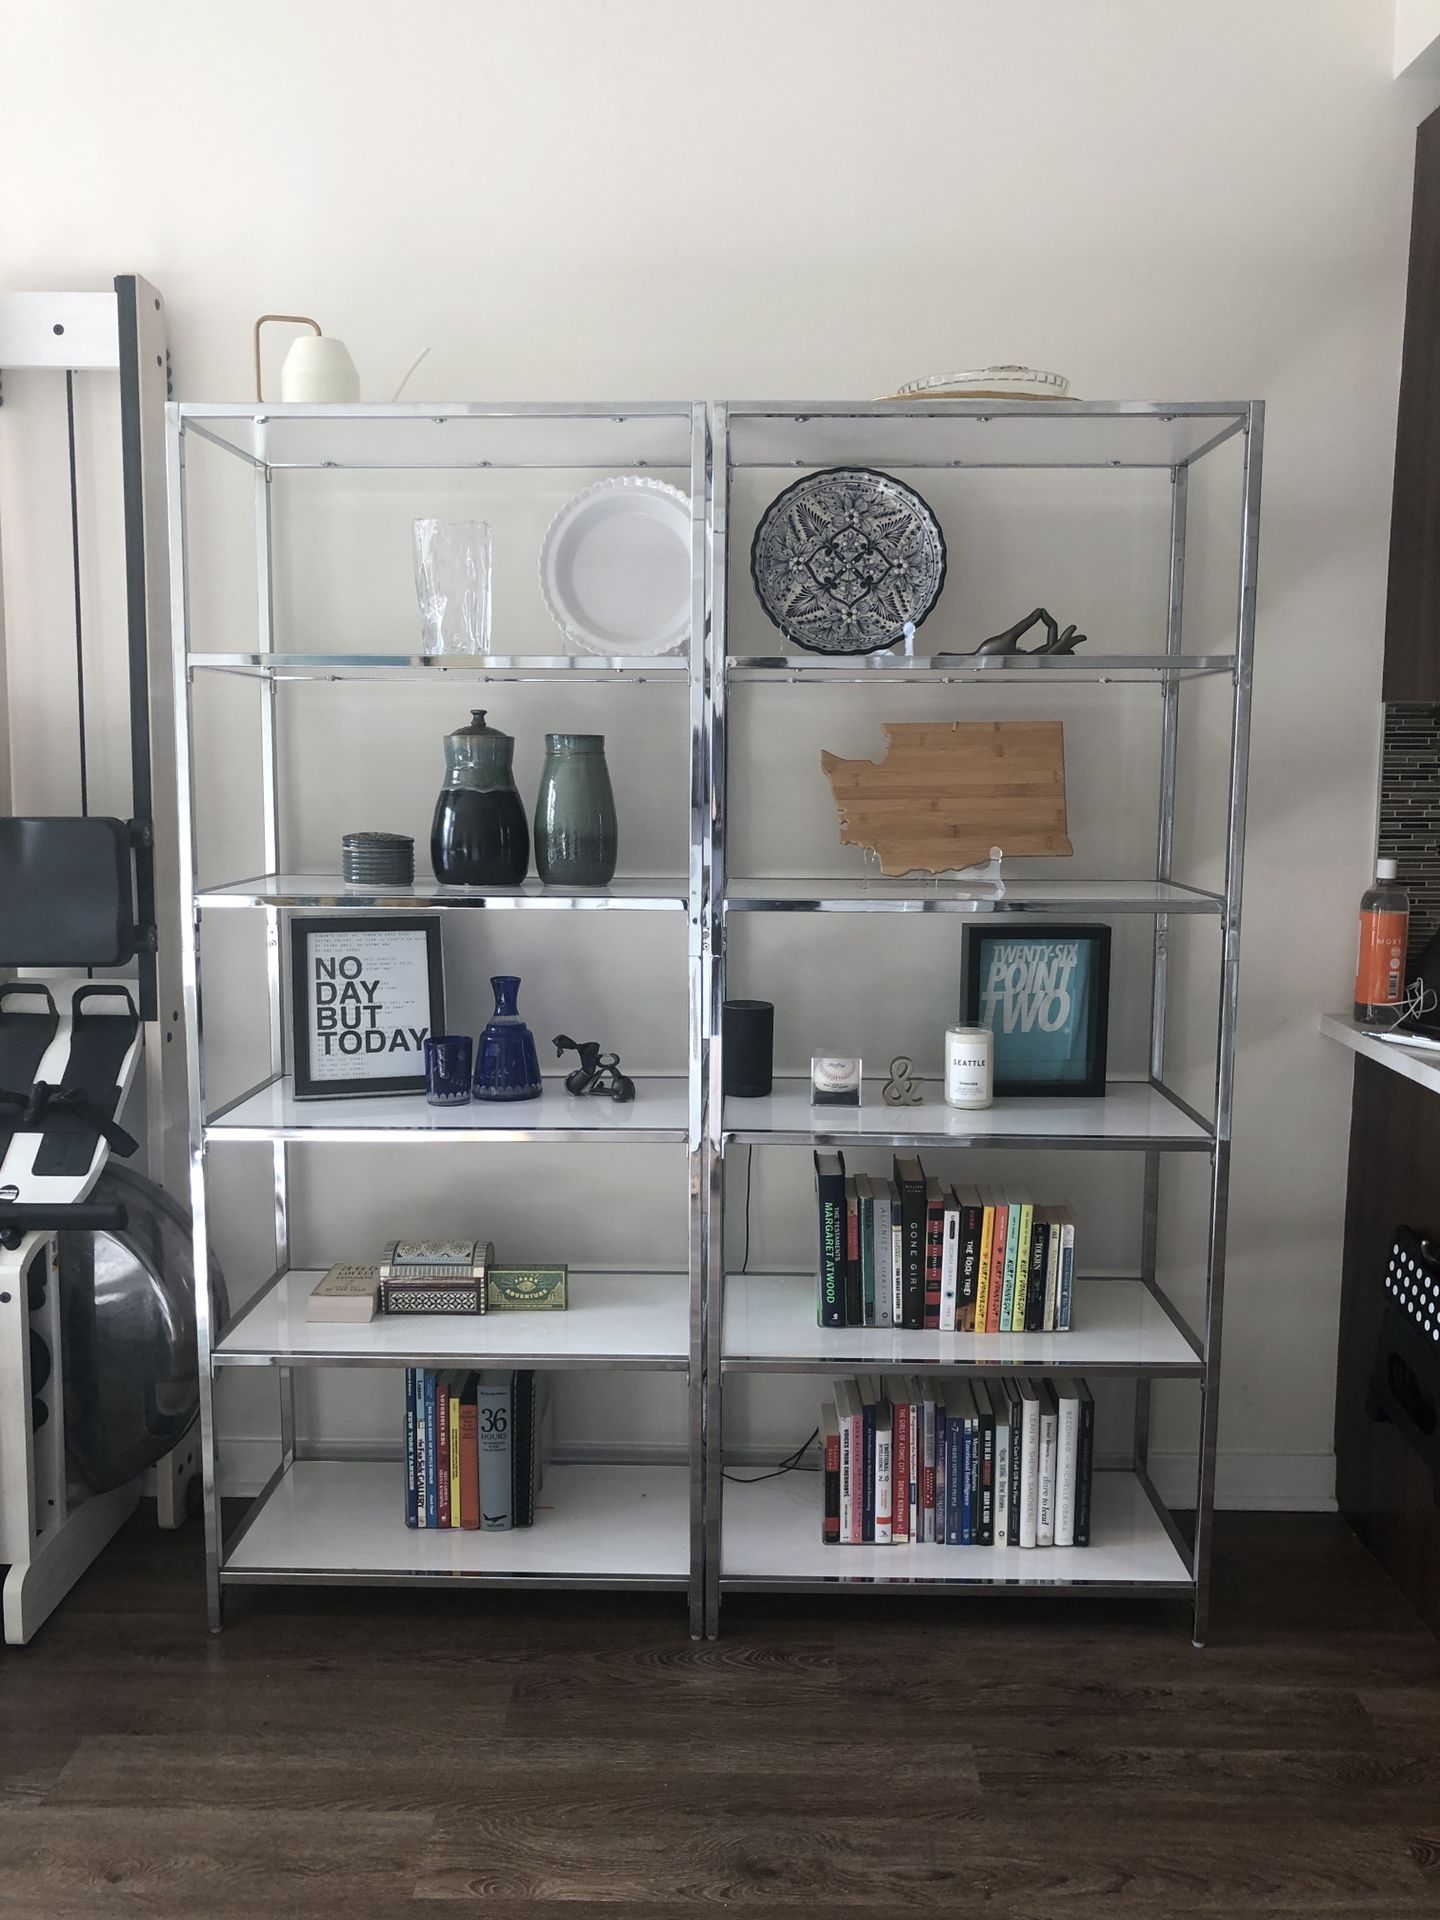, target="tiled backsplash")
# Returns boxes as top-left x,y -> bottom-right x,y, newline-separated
1381,702 -> 1440,962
